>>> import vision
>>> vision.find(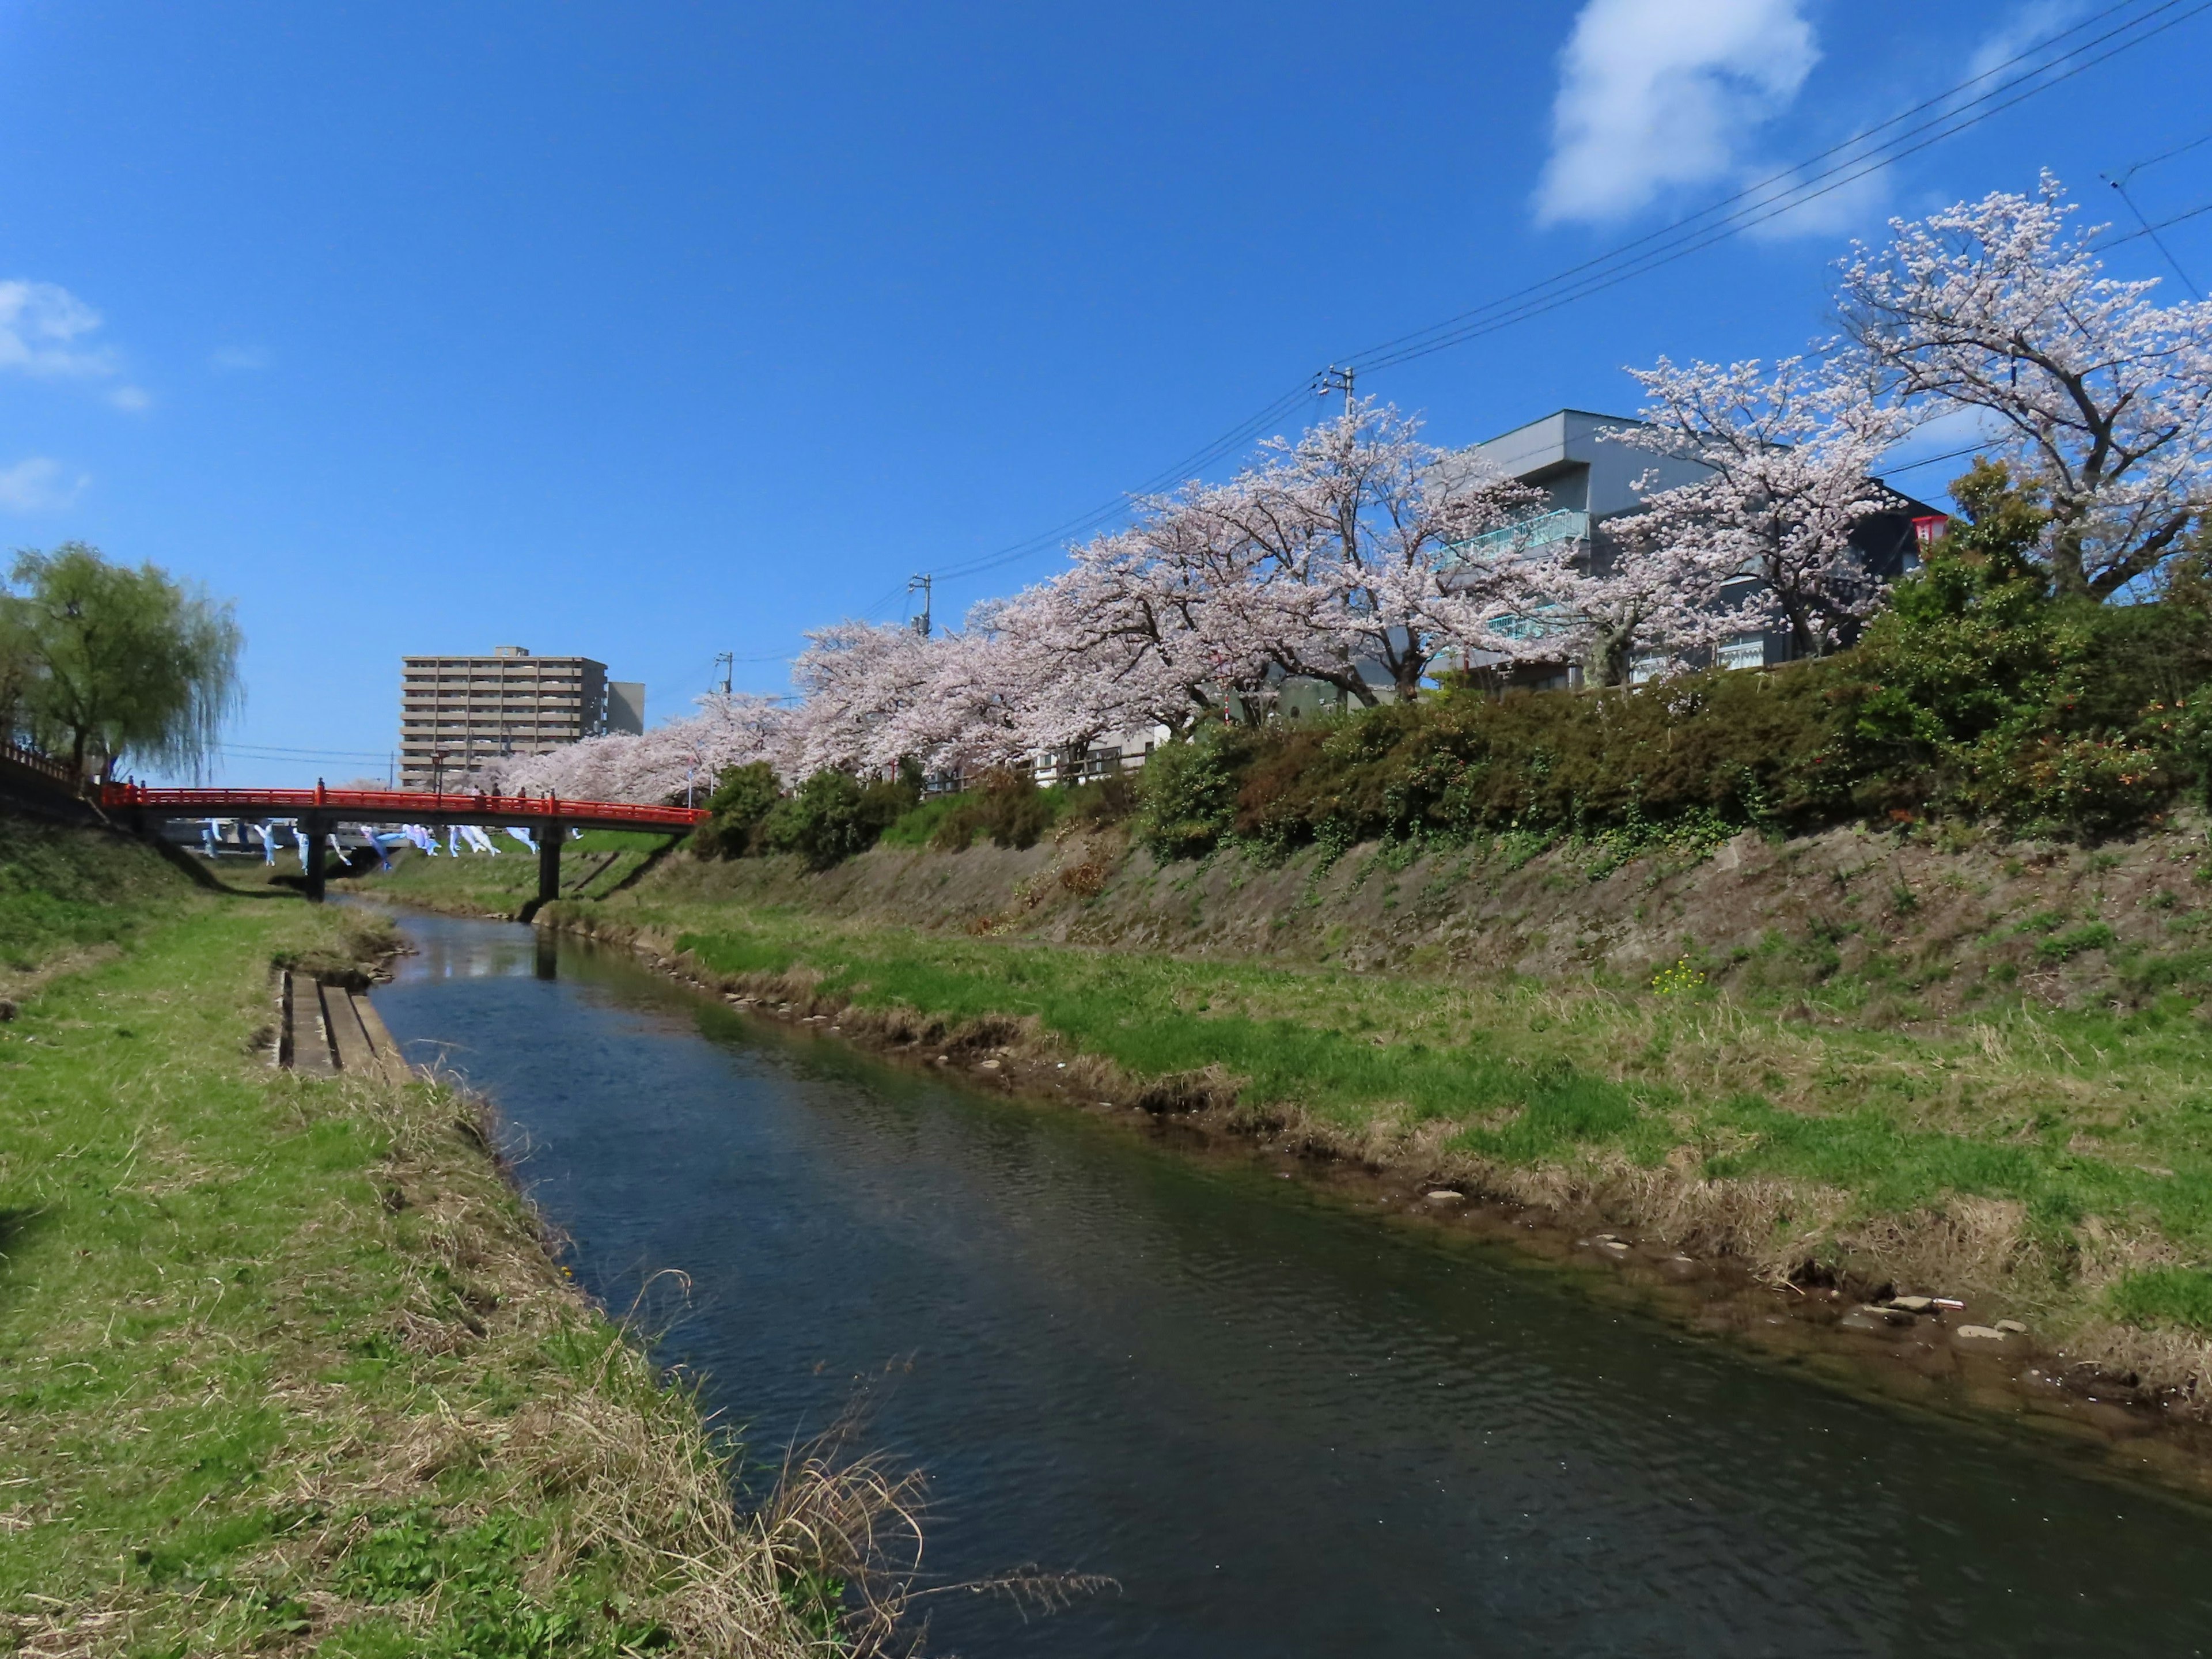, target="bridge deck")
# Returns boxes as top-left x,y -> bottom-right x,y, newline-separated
100,783 -> 706,834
